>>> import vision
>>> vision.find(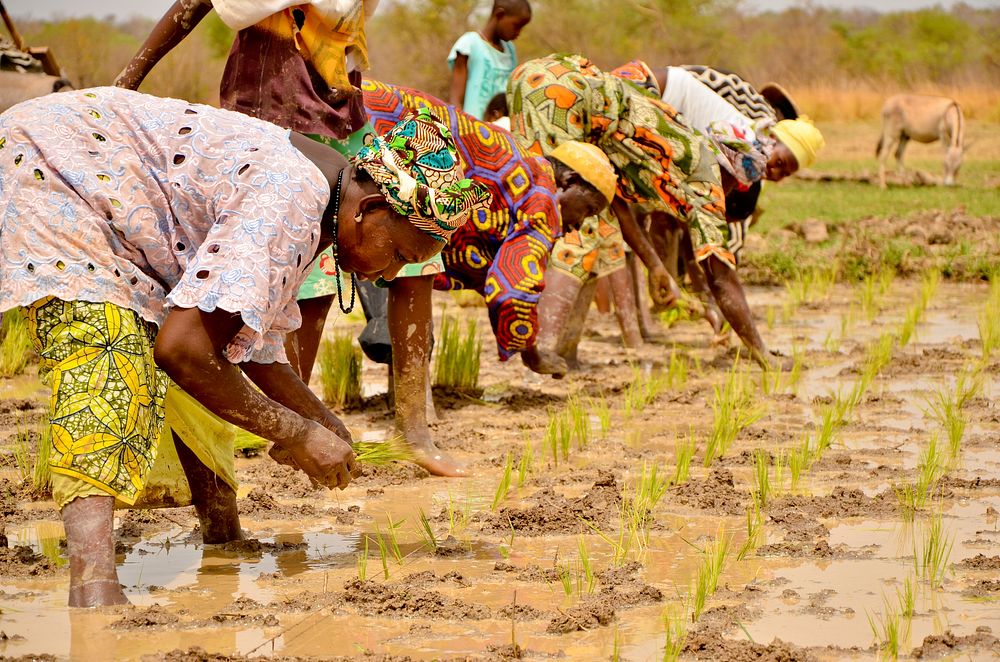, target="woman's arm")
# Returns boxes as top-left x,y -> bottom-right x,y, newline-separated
115,0 -> 214,90
155,306 -> 359,489
612,197 -> 681,308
